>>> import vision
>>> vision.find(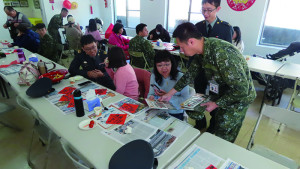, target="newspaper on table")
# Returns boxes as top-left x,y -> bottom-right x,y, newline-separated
145,99 -> 176,110
44,83 -> 117,115
103,118 -> 177,157
136,109 -> 190,137
168,144 -> 224,169
0,64 -> 22,75
86,105 -> 132,130
110,97 -> 148,116
180,94 -> 207,110
219,158 -> 248,169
